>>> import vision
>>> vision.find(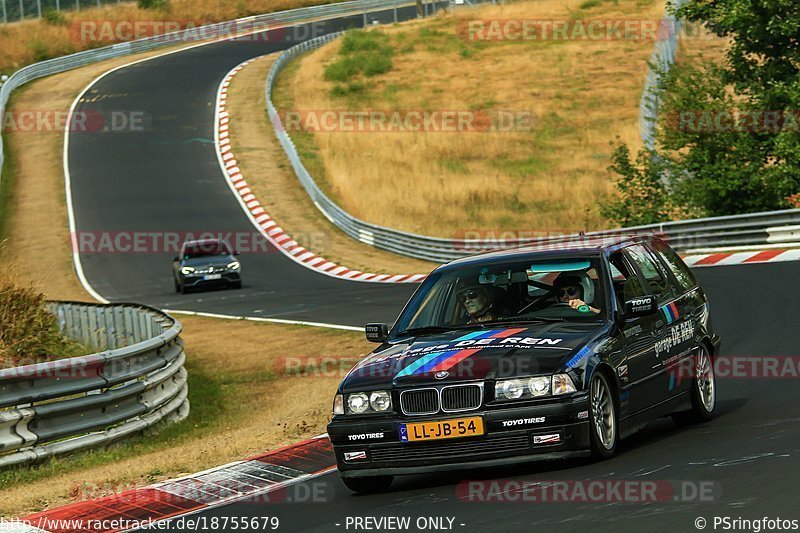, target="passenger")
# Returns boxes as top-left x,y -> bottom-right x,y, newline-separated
553,273 -> 600,314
